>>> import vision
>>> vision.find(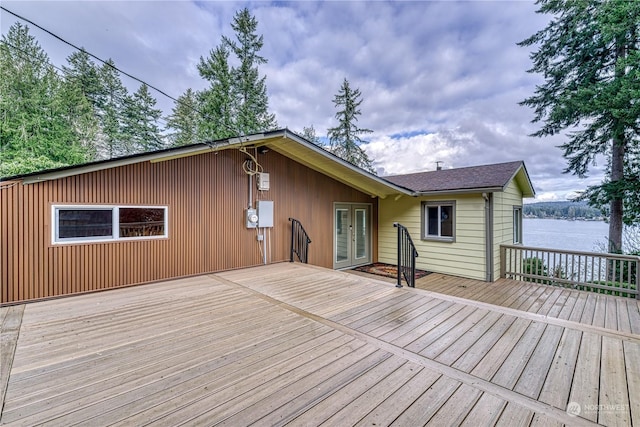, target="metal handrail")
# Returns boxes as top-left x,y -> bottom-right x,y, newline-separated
394,222 -> 419,288
500,244 -> 639,299
289,218 -> 311,264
